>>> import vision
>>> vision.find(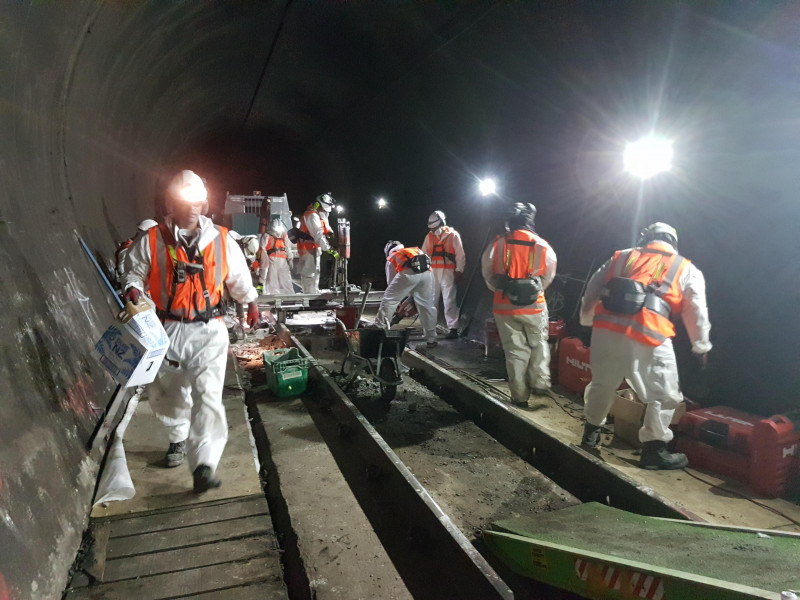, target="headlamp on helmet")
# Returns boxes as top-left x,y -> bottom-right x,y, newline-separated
167,170 -> 208,214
